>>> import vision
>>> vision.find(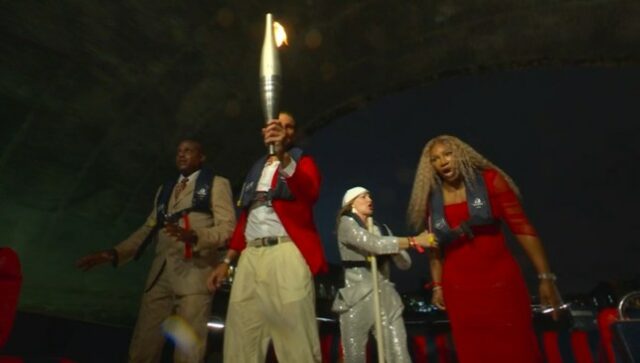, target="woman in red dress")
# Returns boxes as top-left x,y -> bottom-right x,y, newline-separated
407,135 -> 562,363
